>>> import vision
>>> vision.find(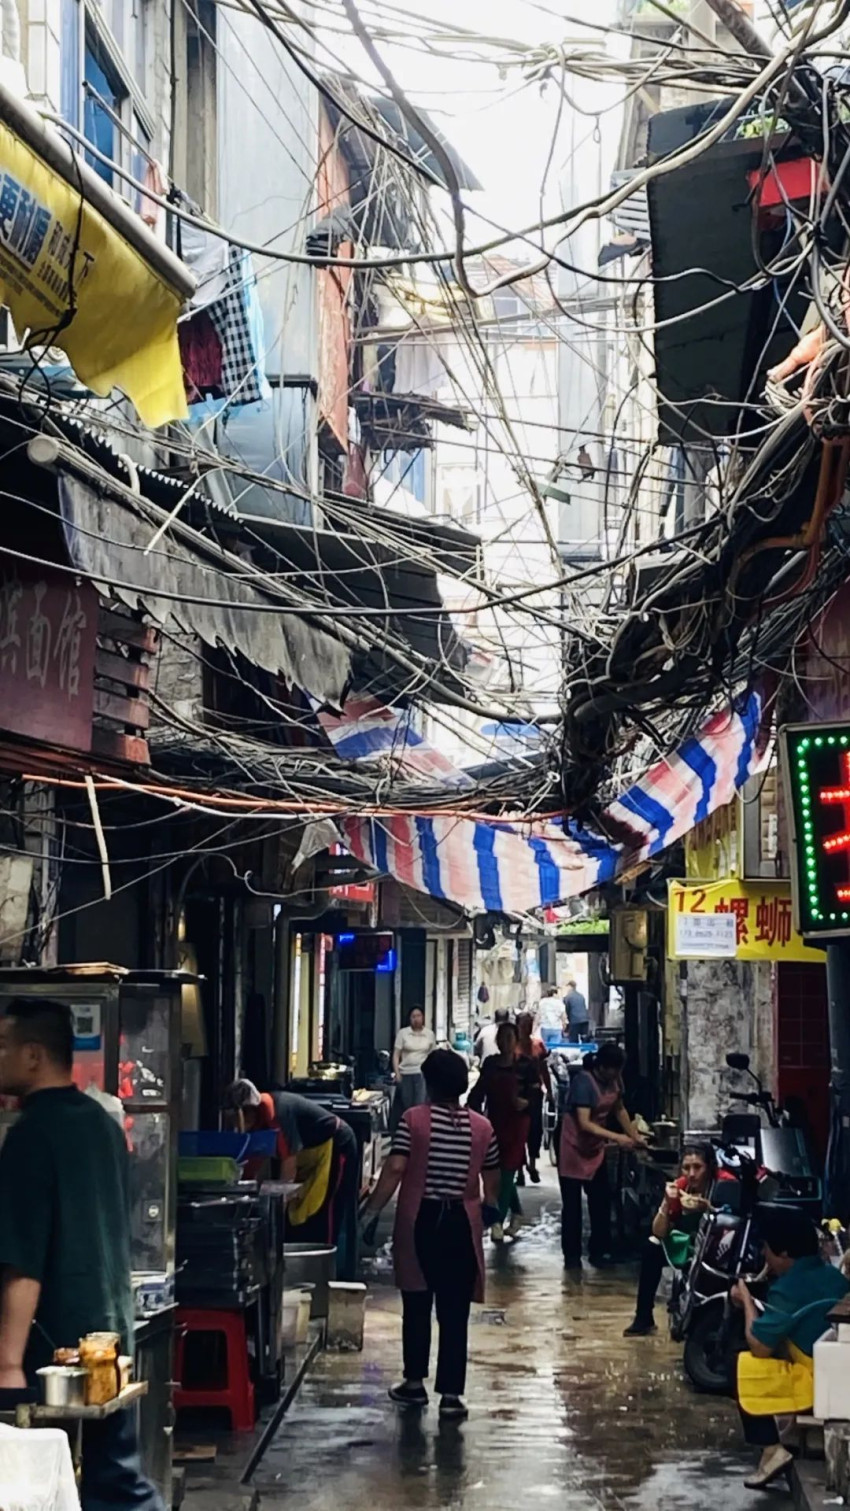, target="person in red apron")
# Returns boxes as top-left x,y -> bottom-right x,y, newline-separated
559,1043 -> 644,1270
362,1049 -> 500,1420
